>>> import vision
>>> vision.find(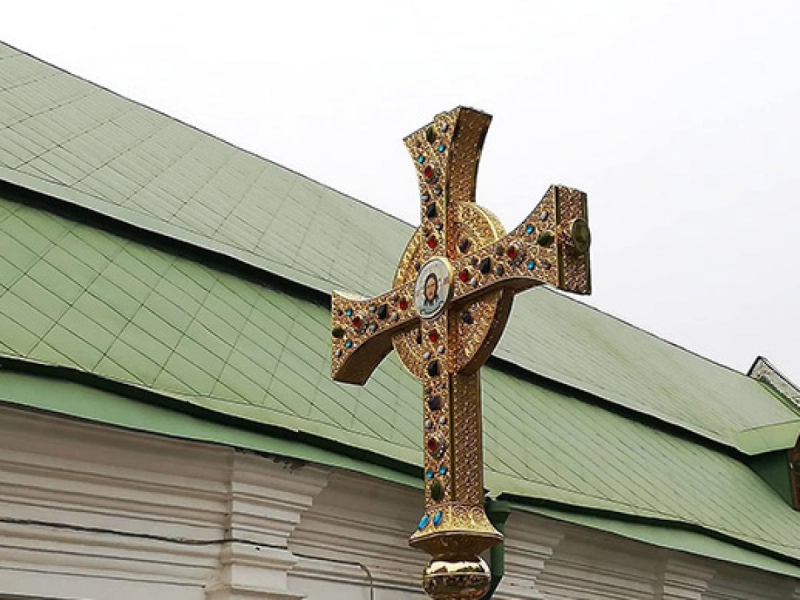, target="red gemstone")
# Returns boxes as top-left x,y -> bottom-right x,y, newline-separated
427,437 -> 439,452
458,269 -> 469,282
352,316 -> 362,328
507,245 -> 518,259
398,298 -> 408,310
429,331 -> 439,343
427,236 -> 437,249
424,166 -> 434,178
